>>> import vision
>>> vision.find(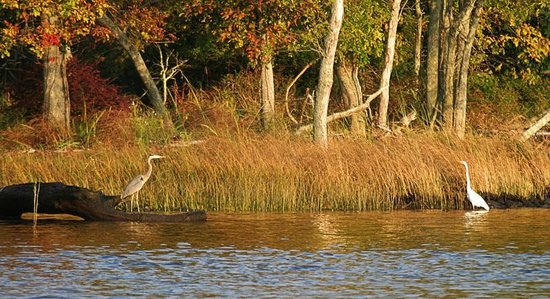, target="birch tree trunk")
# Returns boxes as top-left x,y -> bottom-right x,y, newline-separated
453,2 -> 483,138
313,0 -> 344,147
42,15 -> 71,132
377,0 -> 402,129
97,15 -> 167,116
336,61 -> 365,136
261,60 -> 275,129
